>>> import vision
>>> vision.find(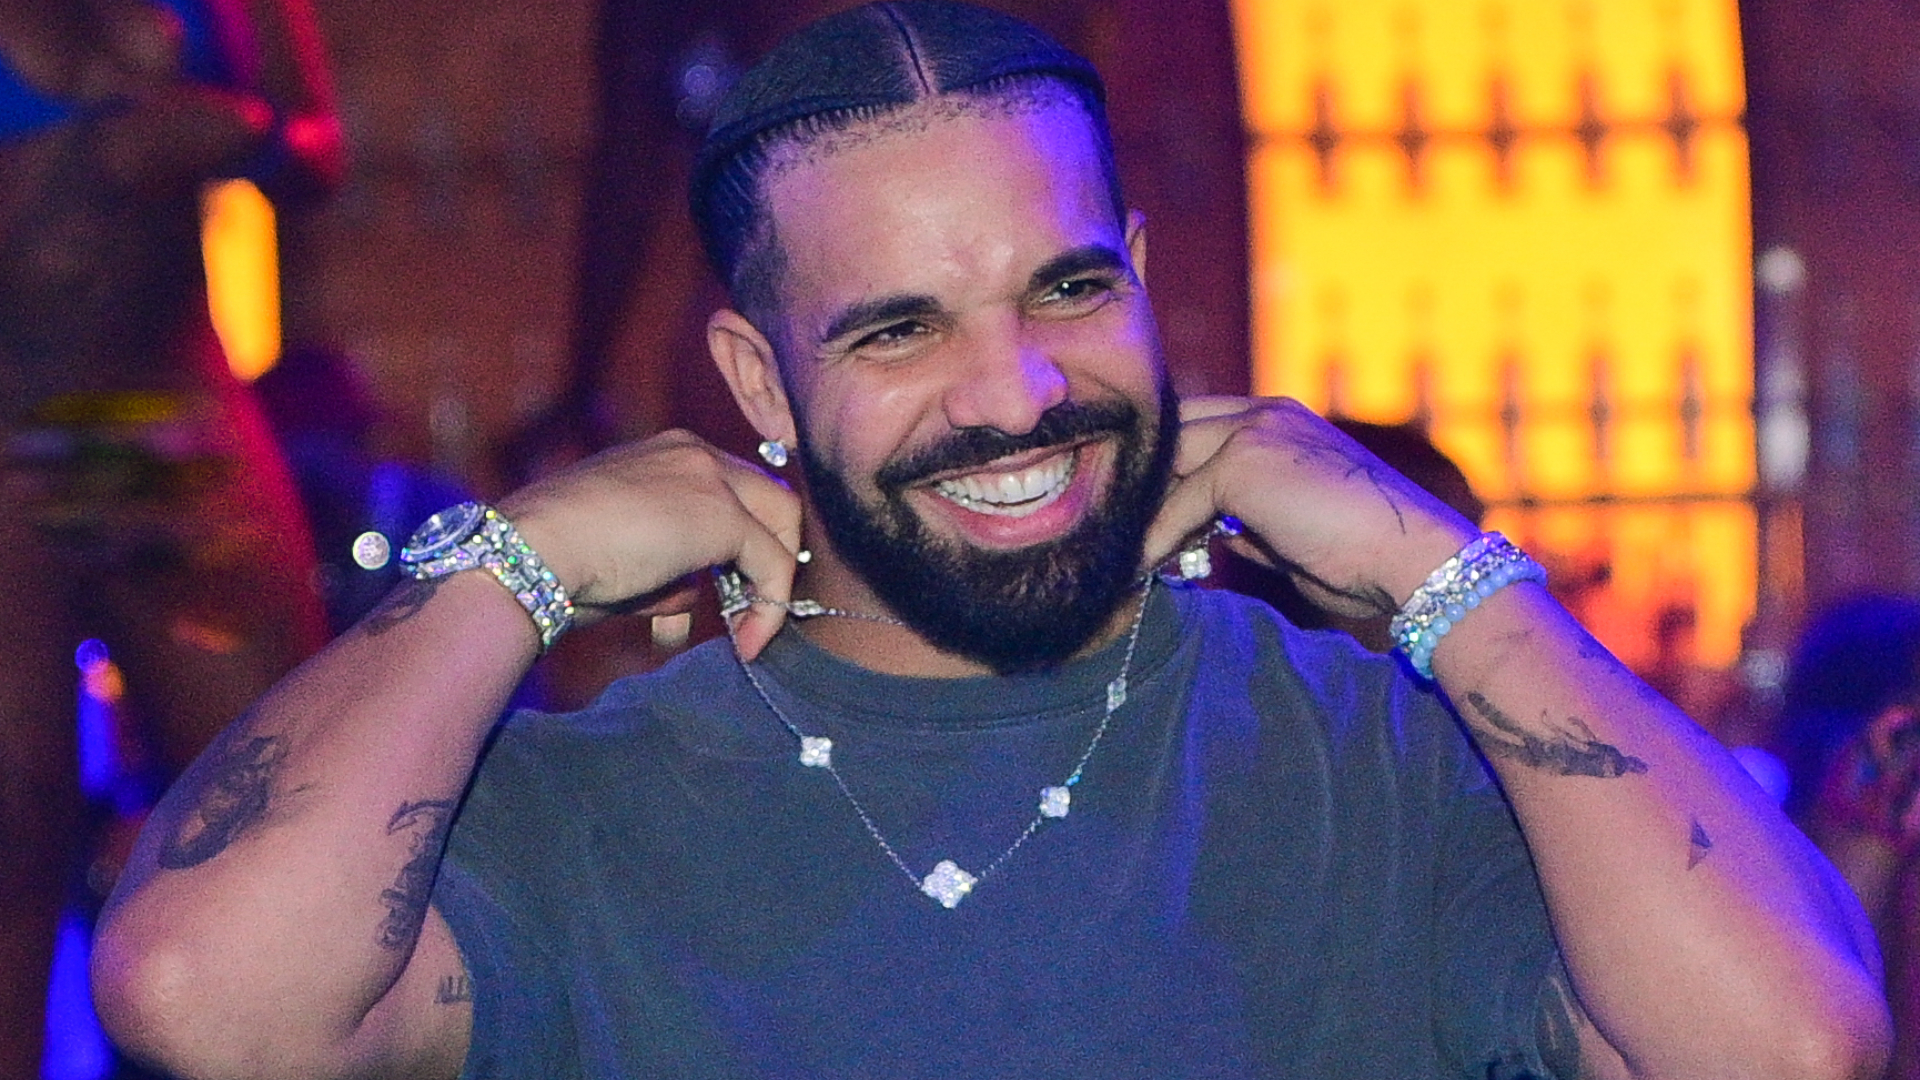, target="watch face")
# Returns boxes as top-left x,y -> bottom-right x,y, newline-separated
401,502 -> 486,564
